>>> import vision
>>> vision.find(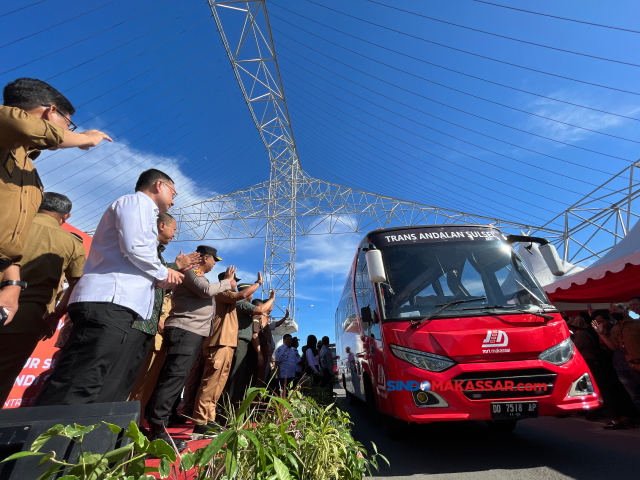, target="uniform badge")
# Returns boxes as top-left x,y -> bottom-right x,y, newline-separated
193,267 -> 204,276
